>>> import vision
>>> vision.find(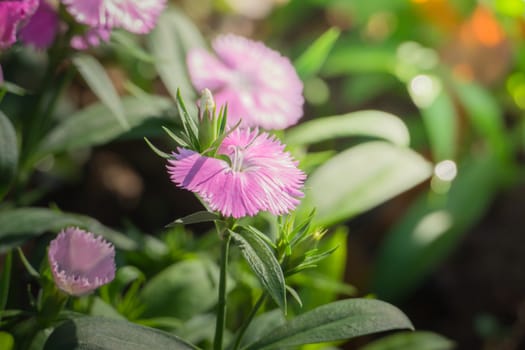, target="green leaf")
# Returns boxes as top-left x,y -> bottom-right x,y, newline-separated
412,84 -> 457,162
323,45 -> 397,76
44,316 -> 197,350
148,7 -> 199,108
141,259 -> 232,320
0,207 -> 137,252
372,154 -> 501,301
230,230 -> 287,312
453,81 -> 510,162
235,310 -> 286,349
38,95 -> 171,156
301,141 -> 432,227
0,111 -> 18,200
72,54 -> 129,130
0,332 -> 14,350
359,331 -> 455,350
0,251 -> 12,319
294,28 -> 341,79
246,299 -> 413,350
285,110 -> 410,147
166,211 -> 219,226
